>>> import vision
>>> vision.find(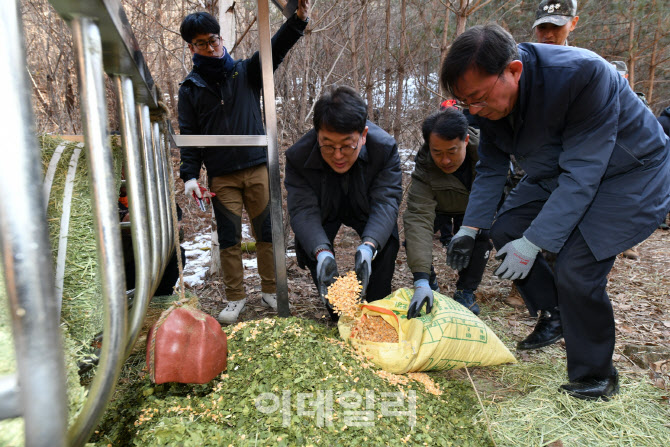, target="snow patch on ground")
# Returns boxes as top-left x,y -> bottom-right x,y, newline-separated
180,224 -> 297,286
181,233 -> 212,287
398,146 -> 416,174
